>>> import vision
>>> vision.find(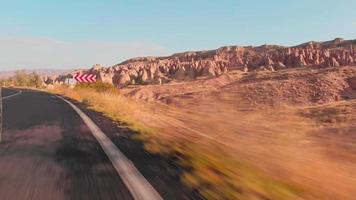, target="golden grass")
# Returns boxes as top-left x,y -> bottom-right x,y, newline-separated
48,85 -> 356,200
